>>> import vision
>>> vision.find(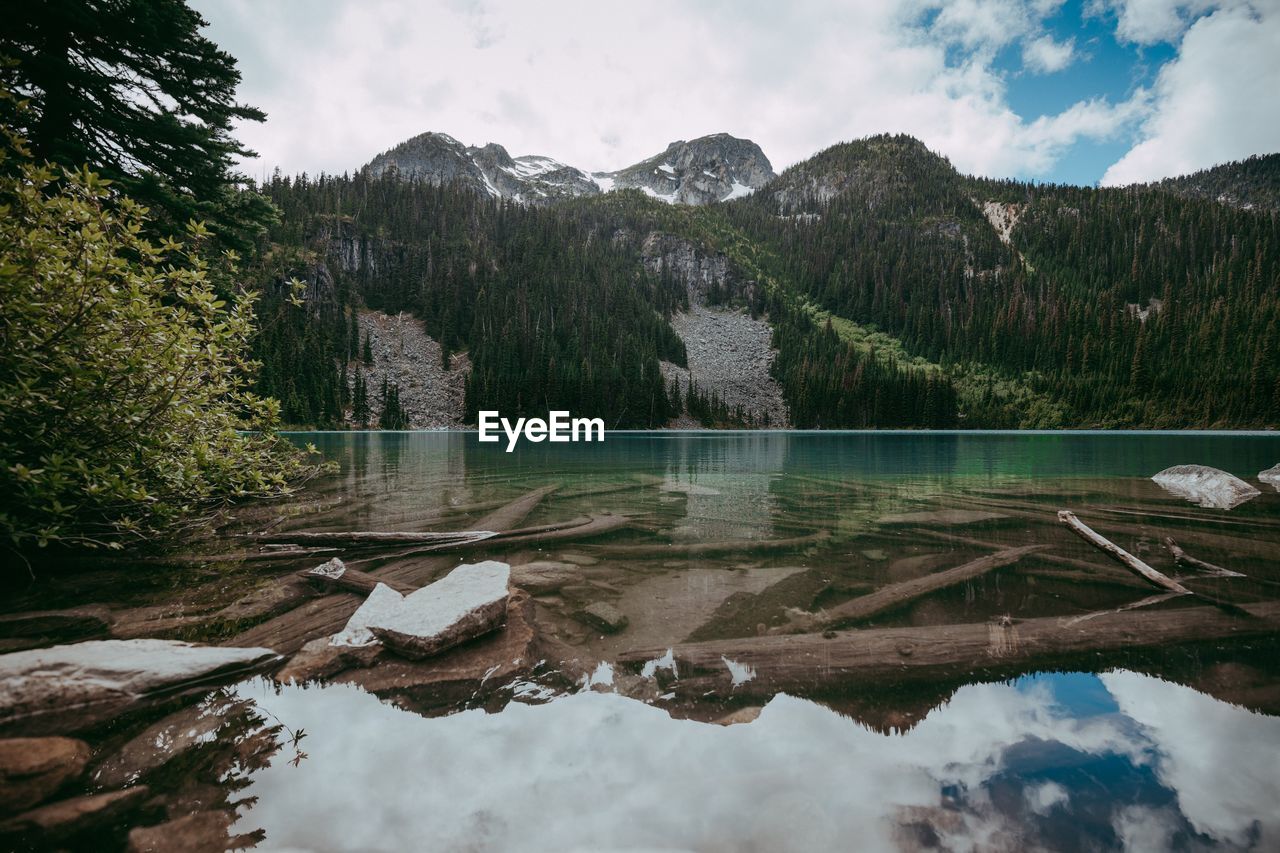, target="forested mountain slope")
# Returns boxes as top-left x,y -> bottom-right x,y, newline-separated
252,134 -> 1280,430
1146,153 -> 1280,213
